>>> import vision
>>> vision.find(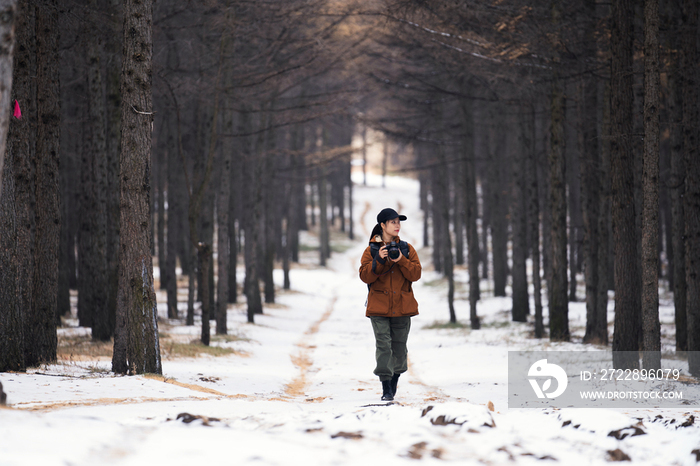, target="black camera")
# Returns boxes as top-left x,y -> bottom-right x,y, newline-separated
387,242 -> 401,260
